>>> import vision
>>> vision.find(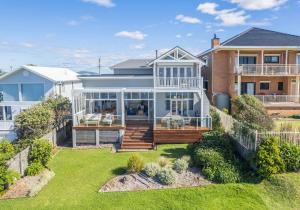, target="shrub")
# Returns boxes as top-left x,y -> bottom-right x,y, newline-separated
29,138 -> 52,166
181,155 -> 192,166
280,143 -> 300,172
193,148 -> 224,168
213,163 -> 240,183
0,140 -> 15,163
0,165 -> 9,192
15,104 -> 54,139
232,95 -> 273,131
256,137 -> 285,178
127,155 -> 144,173
210,108 -> 225,132
173,159 -> 188,174
6,170 -> 20,186
143,162 -> 160,177
157,168 -> 176,185
158,157 -> 171,167
25,162 -> 44,176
